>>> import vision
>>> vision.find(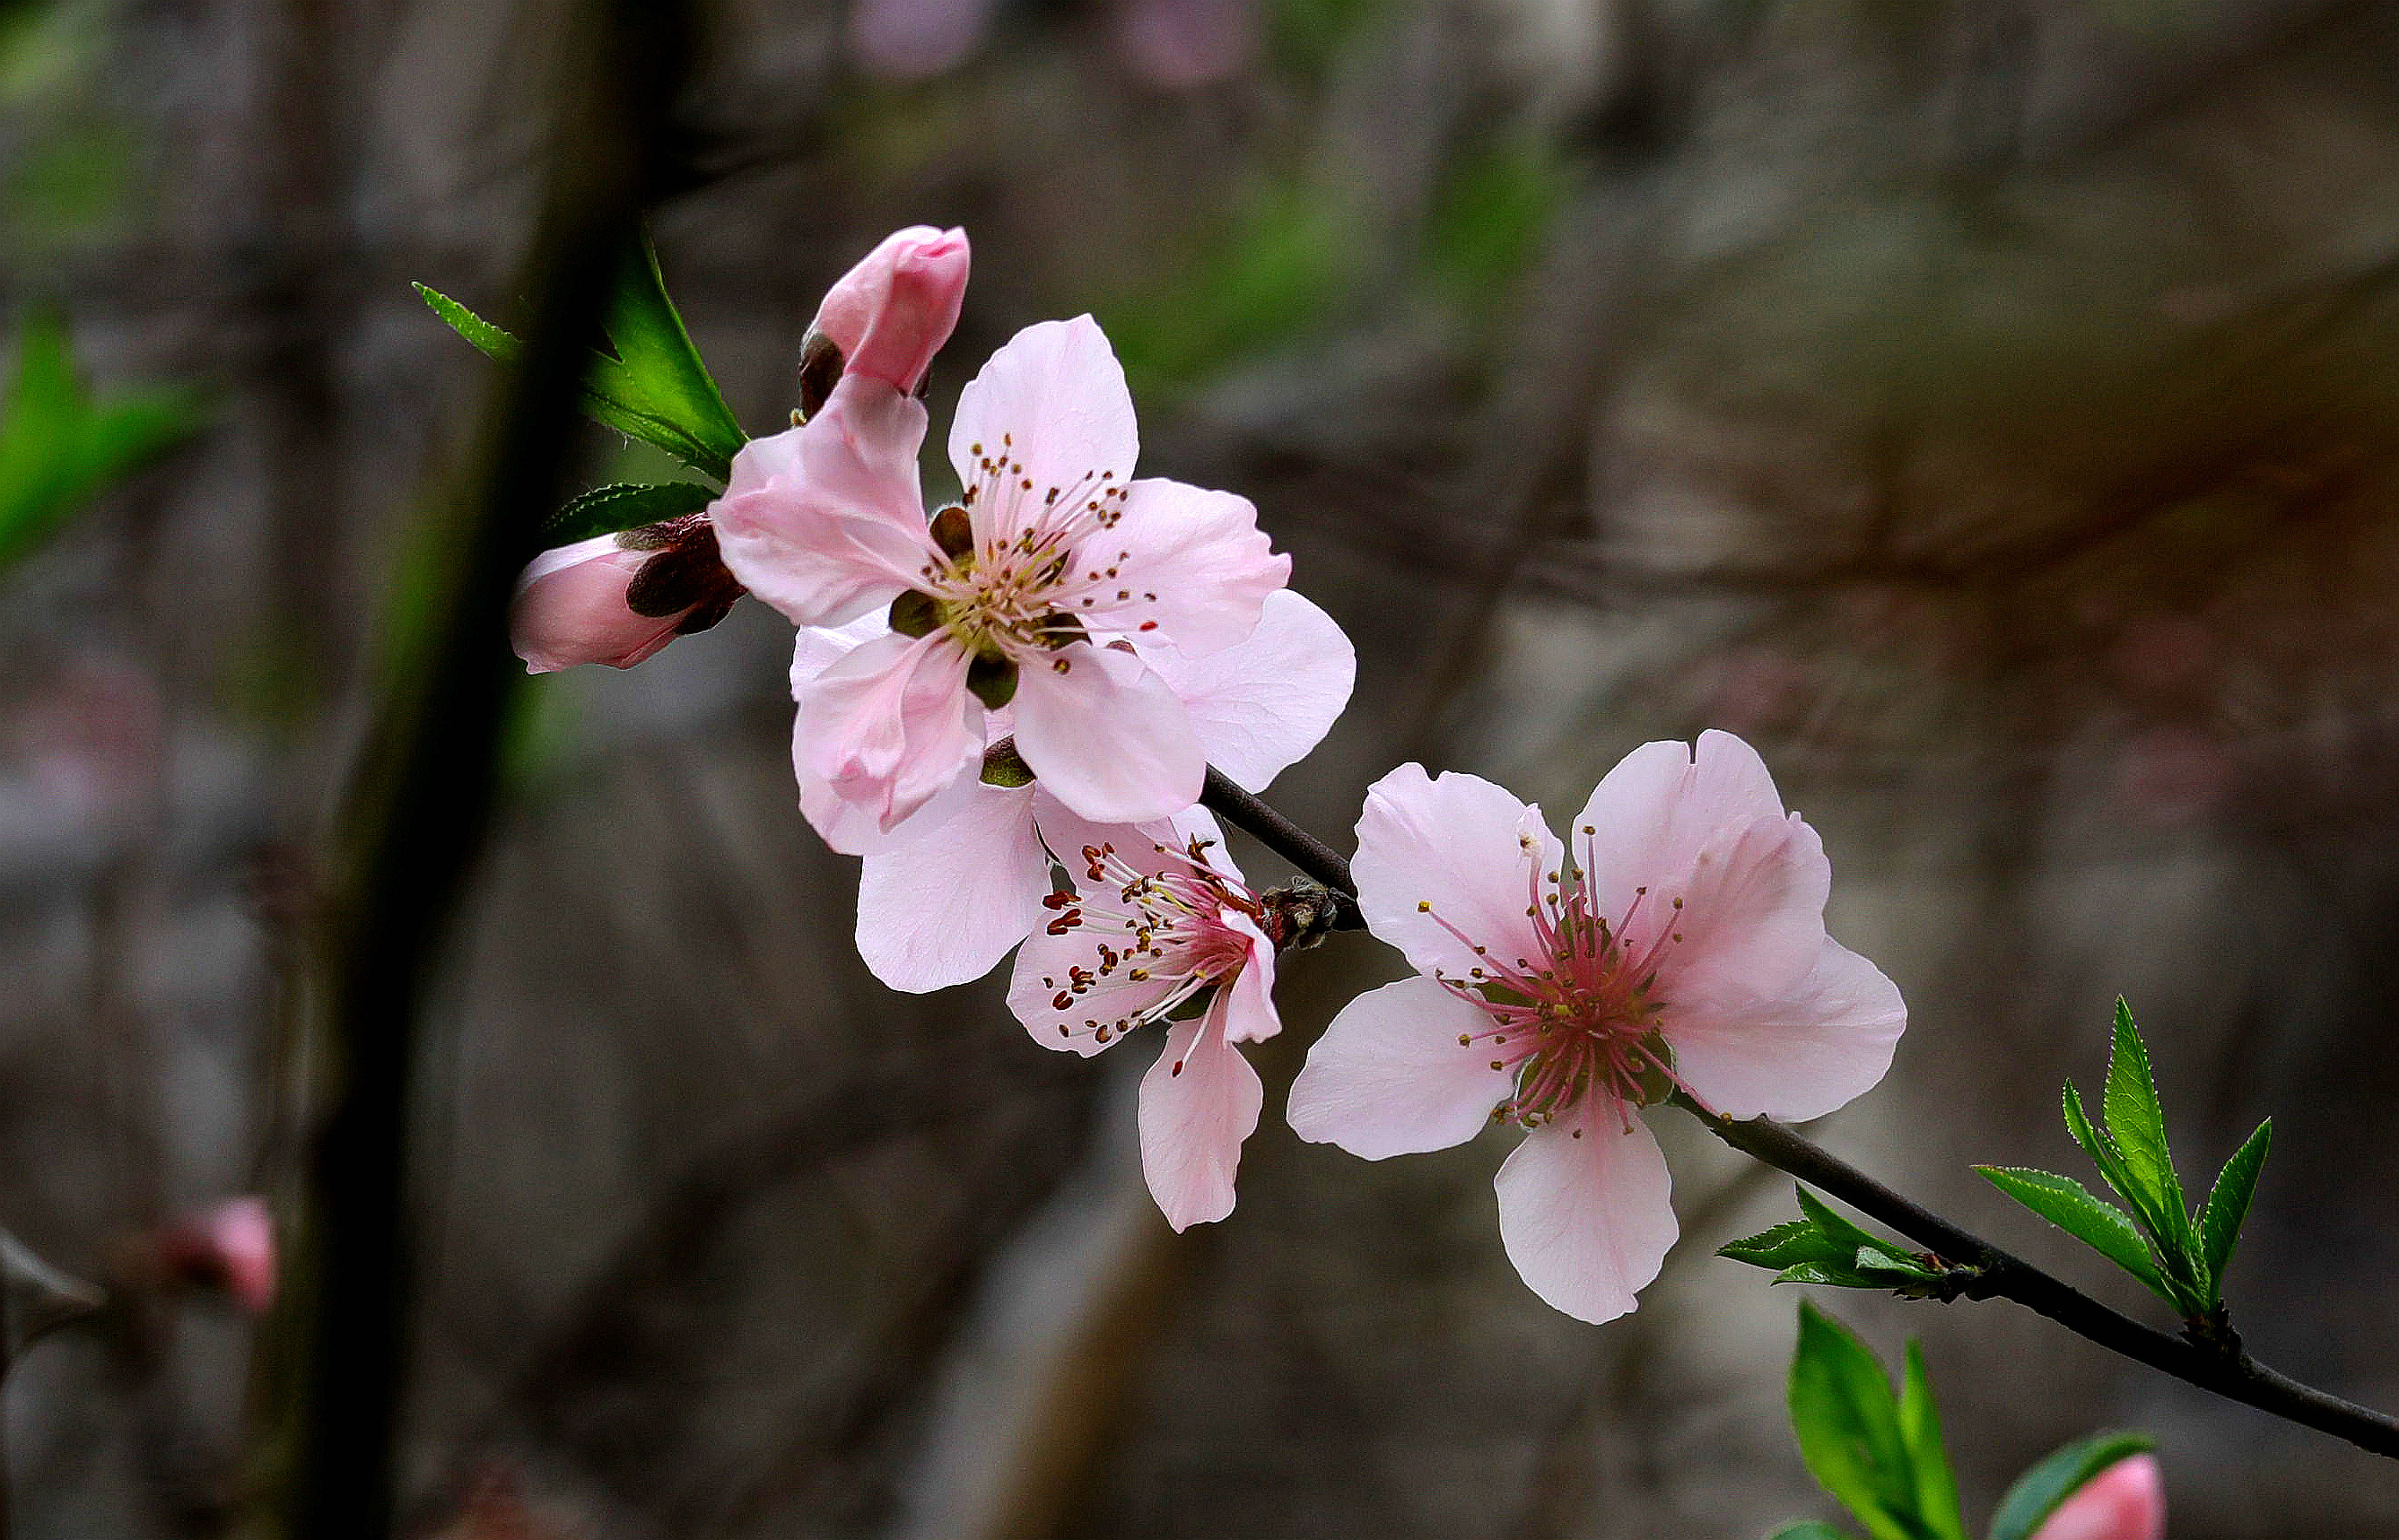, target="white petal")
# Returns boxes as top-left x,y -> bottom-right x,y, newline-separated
1353,763 -> 1558,982
946,316 -> 1138,538
1138,996 -> 1263,1231
856,782 -> 1052,992
1147,589 -> 1355,791
1285,977 -> 1514,1159
1494,1109 -> 1677,1325
1009,642 -> 1204,824
1665,935 -> 1905,1122
1571,730 -> 1787,927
